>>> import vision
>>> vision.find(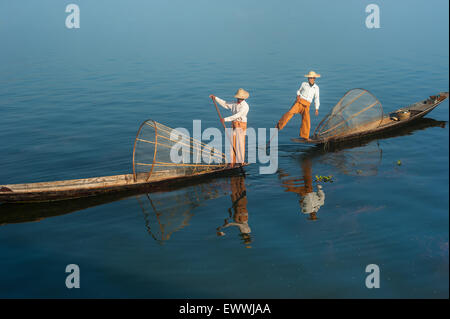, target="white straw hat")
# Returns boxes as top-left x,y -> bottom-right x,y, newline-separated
234,88 -> 250,99
304,71 -> 321,78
